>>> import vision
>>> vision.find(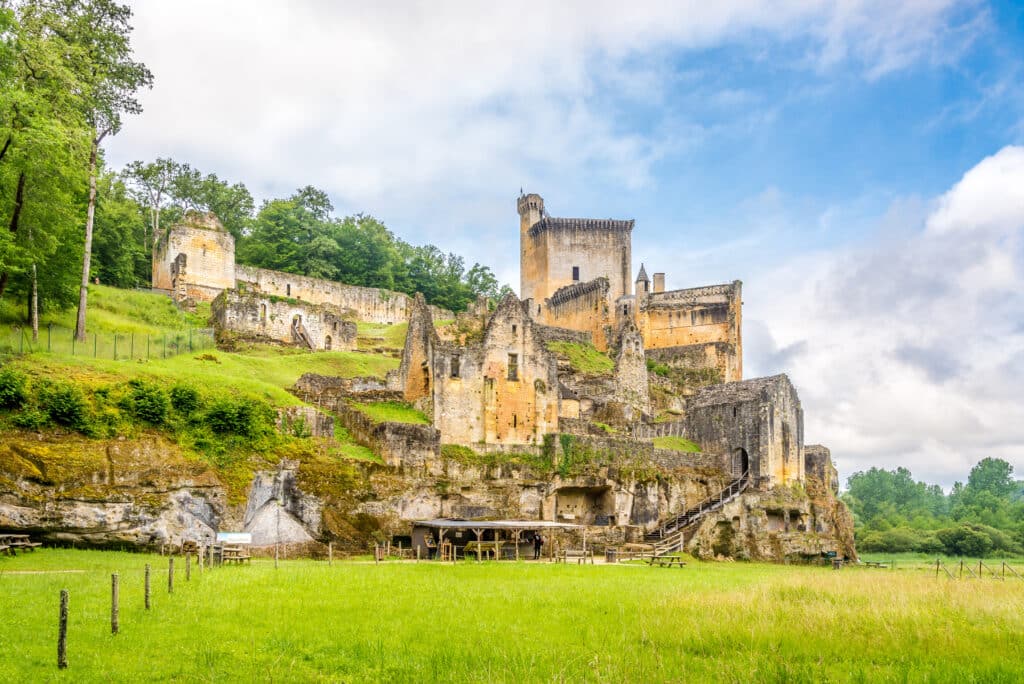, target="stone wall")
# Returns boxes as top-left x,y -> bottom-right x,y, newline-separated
685,375 -> 804,487
211,290 -> 357,351
636,281 -> 742,378
330,400 -> 440,468
541,278 -> 613,350
430,295 -> 561,446
613,320 -> 649,416
631,420 -> 687,439
276,406 -> 334,438
235,265 -> 452,324
805,444 -> 839,496
152,213 -> 236,302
